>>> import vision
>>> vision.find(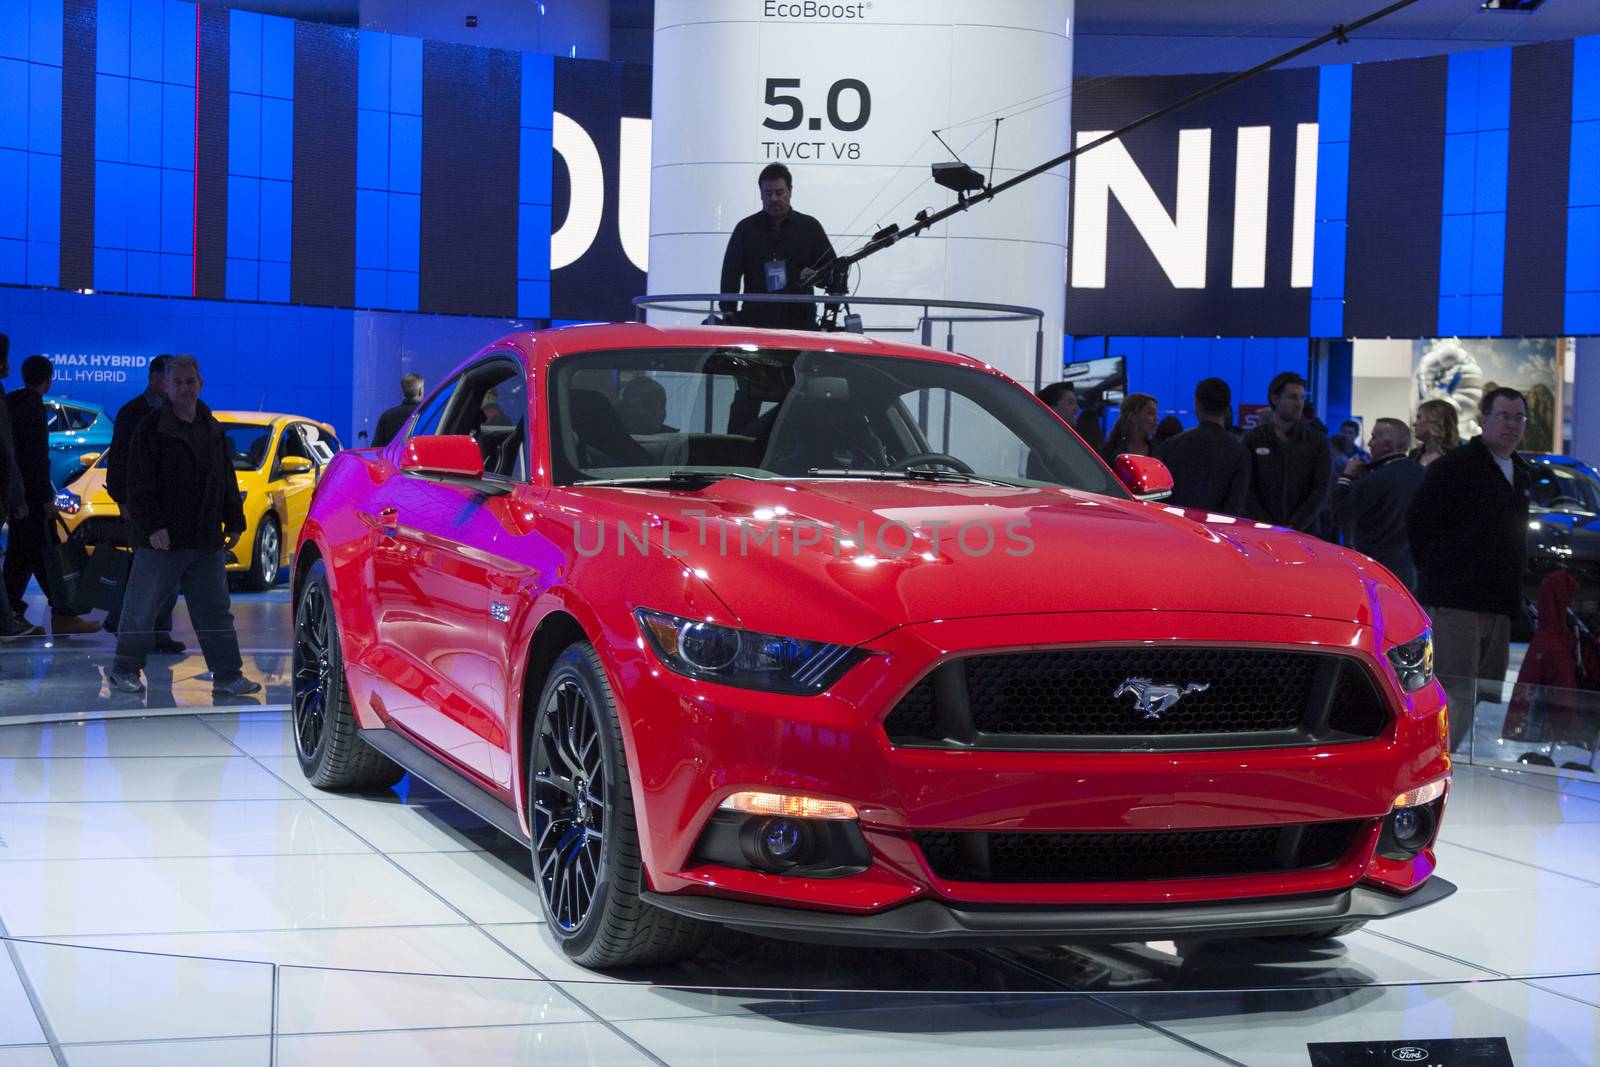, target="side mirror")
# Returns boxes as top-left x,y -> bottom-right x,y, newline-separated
79,452 -> 101,468
1115,454 -> 1174,502
399,434 -> 484,479
280,456 -> 314,475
